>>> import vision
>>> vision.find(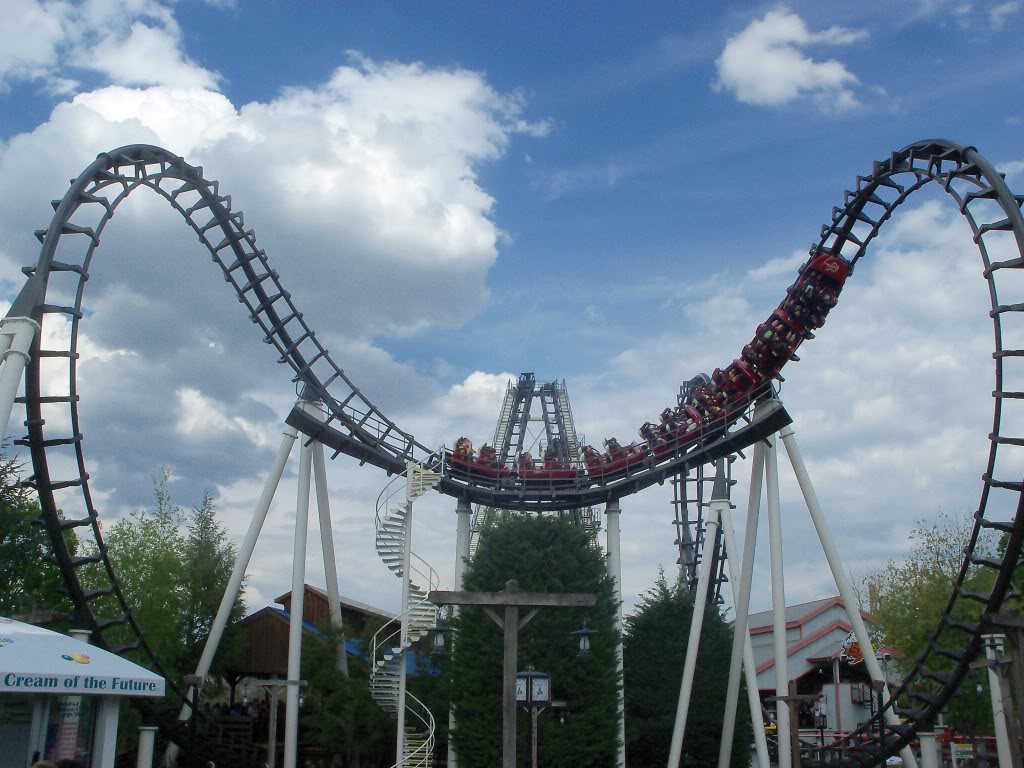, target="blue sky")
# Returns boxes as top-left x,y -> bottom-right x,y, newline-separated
1,0 -> 1023,617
